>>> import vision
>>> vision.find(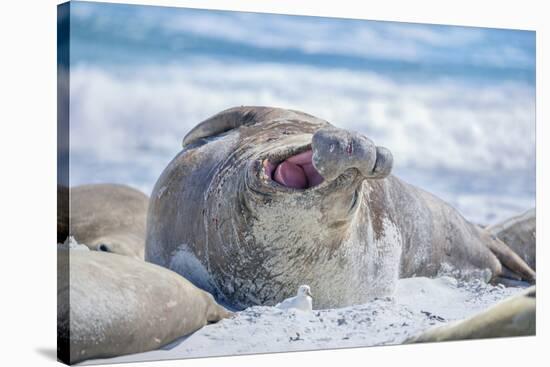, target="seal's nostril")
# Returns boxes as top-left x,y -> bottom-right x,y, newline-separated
346,142 -> 353,155
312,127 -> 378,181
